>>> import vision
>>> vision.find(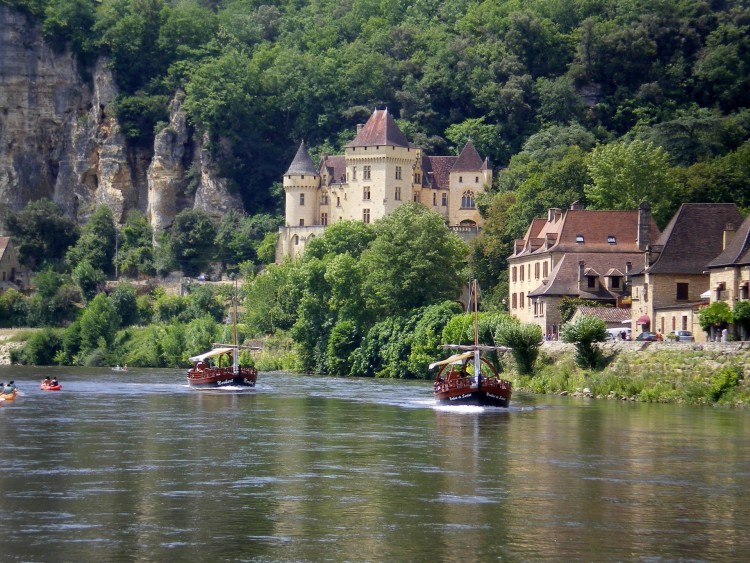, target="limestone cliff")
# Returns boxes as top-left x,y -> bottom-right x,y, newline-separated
0,6 -> 242,234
